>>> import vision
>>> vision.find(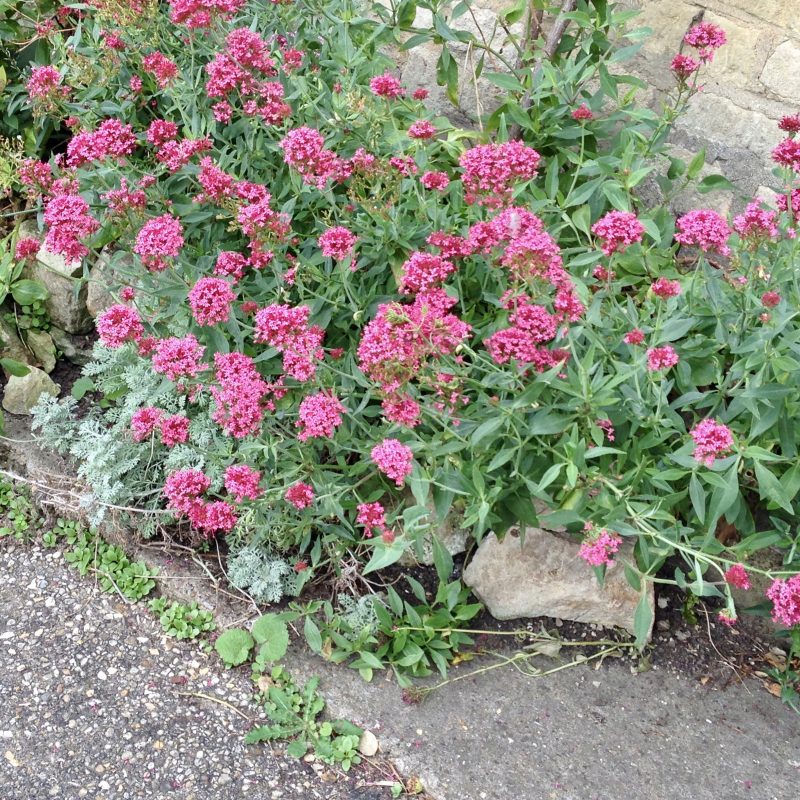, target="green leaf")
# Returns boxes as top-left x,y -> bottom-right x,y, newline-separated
687,148 -> 705,180
689,473 -> 705,524
71,377 -> 95,400
487,448 -> 515,471
537,463 -> 563,492
303,616 -> 322,653
431,534 -> 454,584
286,739 -> 309,758
11,279 -> 48,306
244,724 -> 284,744
633,589 -> 653,649
356,650 -> 384,670
624,564 -> 642,592
471,416 -> 504,445
563,177 -> 604,208
252,614 -> 289,661
697,174 -> 736,193
754,461 -> 794,513
0,357 -> 30,377
214,628 -> 254,667
601,182 -> 629,211
484,72 -> 525,93
396,0 -> 417,27
363,538 -> 406,575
